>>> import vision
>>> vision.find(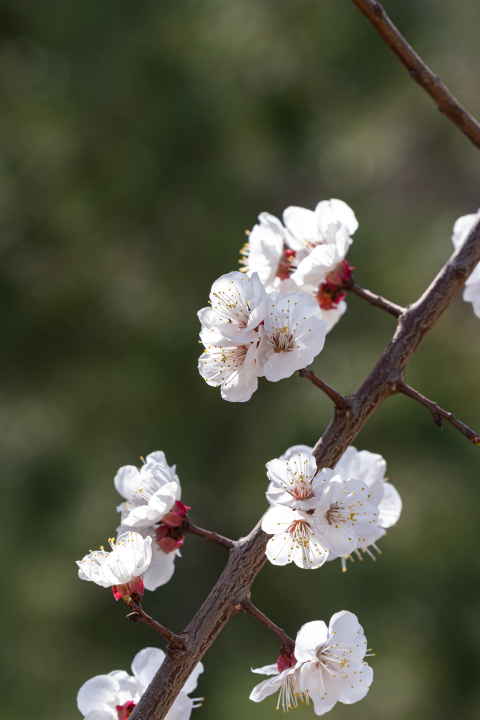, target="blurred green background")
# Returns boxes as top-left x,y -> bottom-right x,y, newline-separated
1,0 -> 480,718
